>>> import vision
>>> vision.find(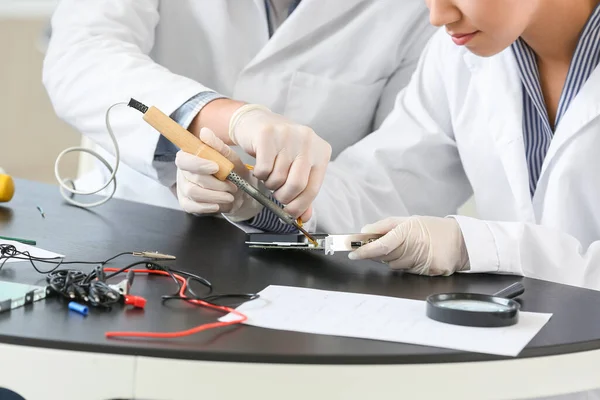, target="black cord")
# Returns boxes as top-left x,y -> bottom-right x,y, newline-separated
0,247 -> 148,309
161,273 -> 258,305
46,268 -> 122,308
169,267 -> 213,293
1,243 -> 259,310
0,244 -> 64,274
0,244 -> 132,274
